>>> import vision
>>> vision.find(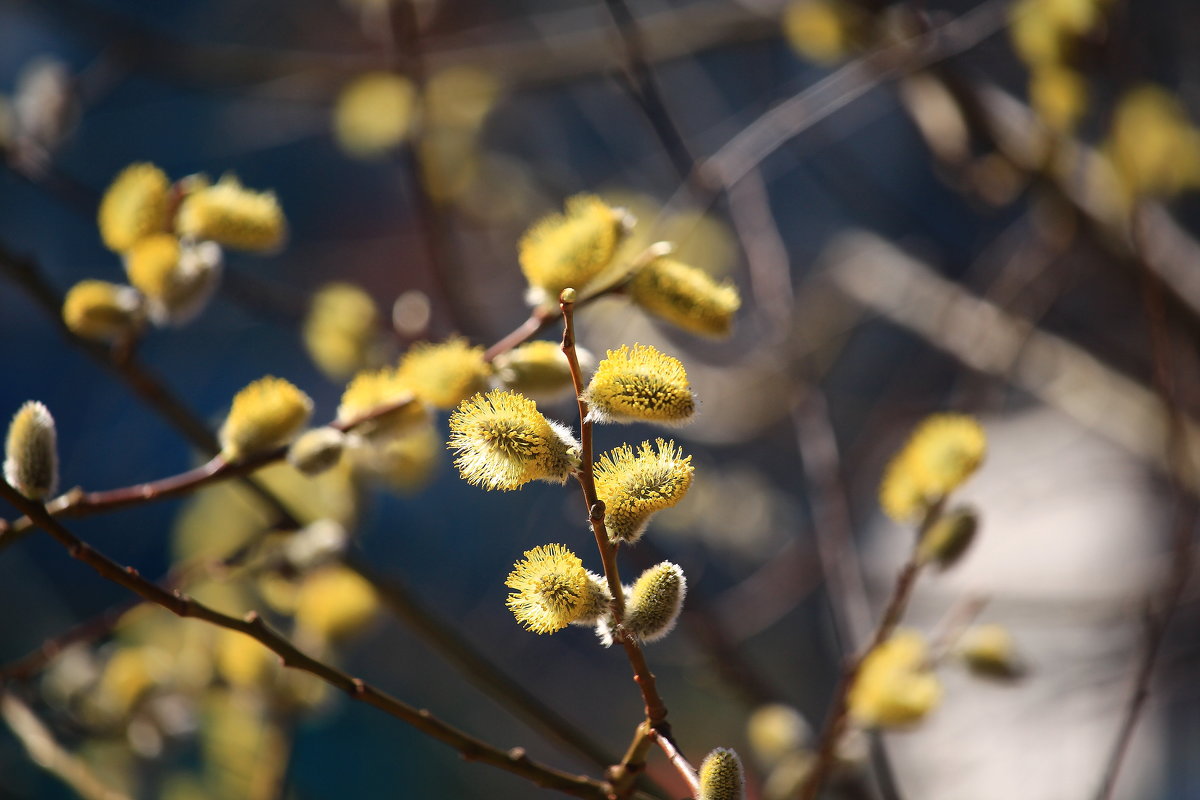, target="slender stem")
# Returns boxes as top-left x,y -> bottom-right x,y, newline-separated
607,720 -> 656,797
0,482 -> 612,800
648,728 -> 699,797
0,396 -> 417,550
559,291 -> 678,793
